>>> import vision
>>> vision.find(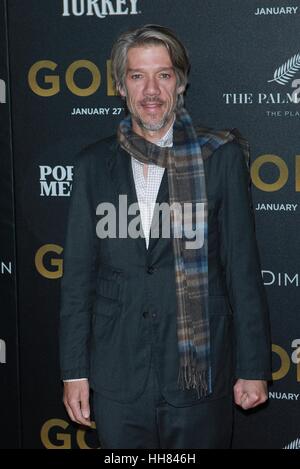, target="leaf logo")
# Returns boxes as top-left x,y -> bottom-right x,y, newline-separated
268,53 -> 300,85
284,437 -> 300,449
